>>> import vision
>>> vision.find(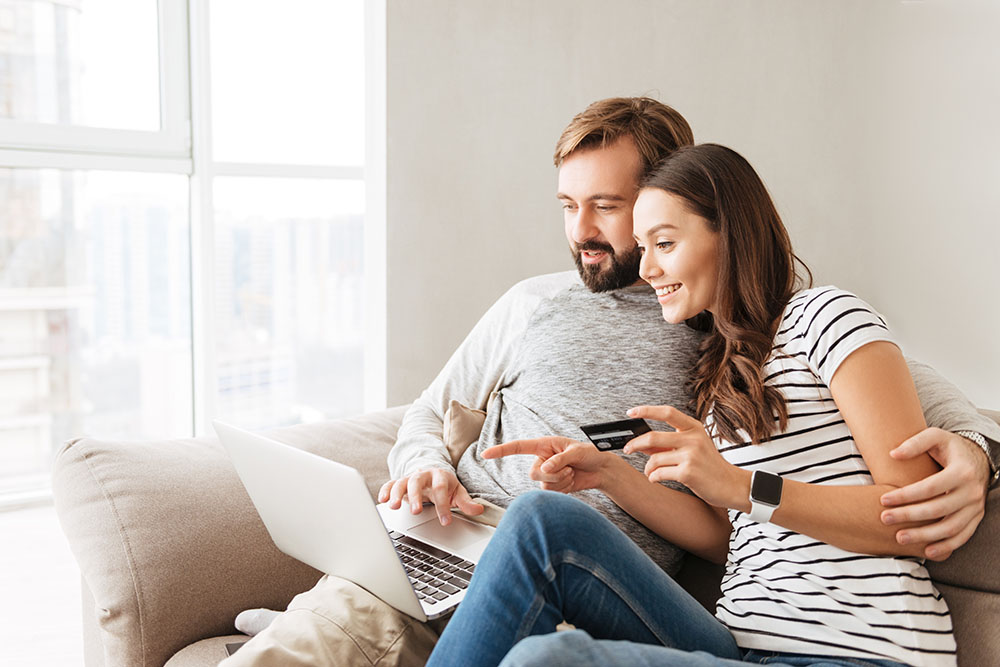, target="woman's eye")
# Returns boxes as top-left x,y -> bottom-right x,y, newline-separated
656,241 -> 674,251
637,245 -> 646,255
